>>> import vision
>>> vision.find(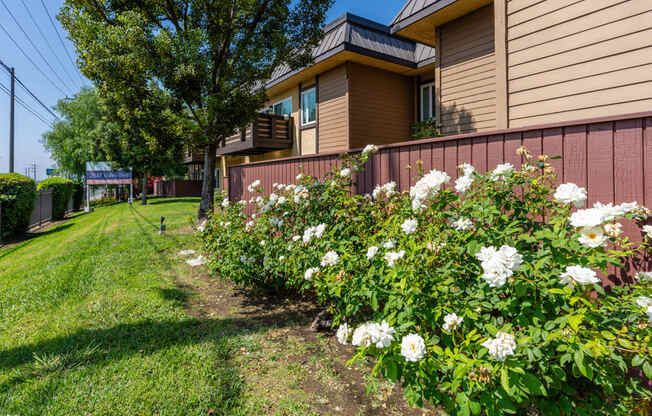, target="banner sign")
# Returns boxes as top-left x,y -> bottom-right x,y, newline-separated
86,162 -> 133,185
